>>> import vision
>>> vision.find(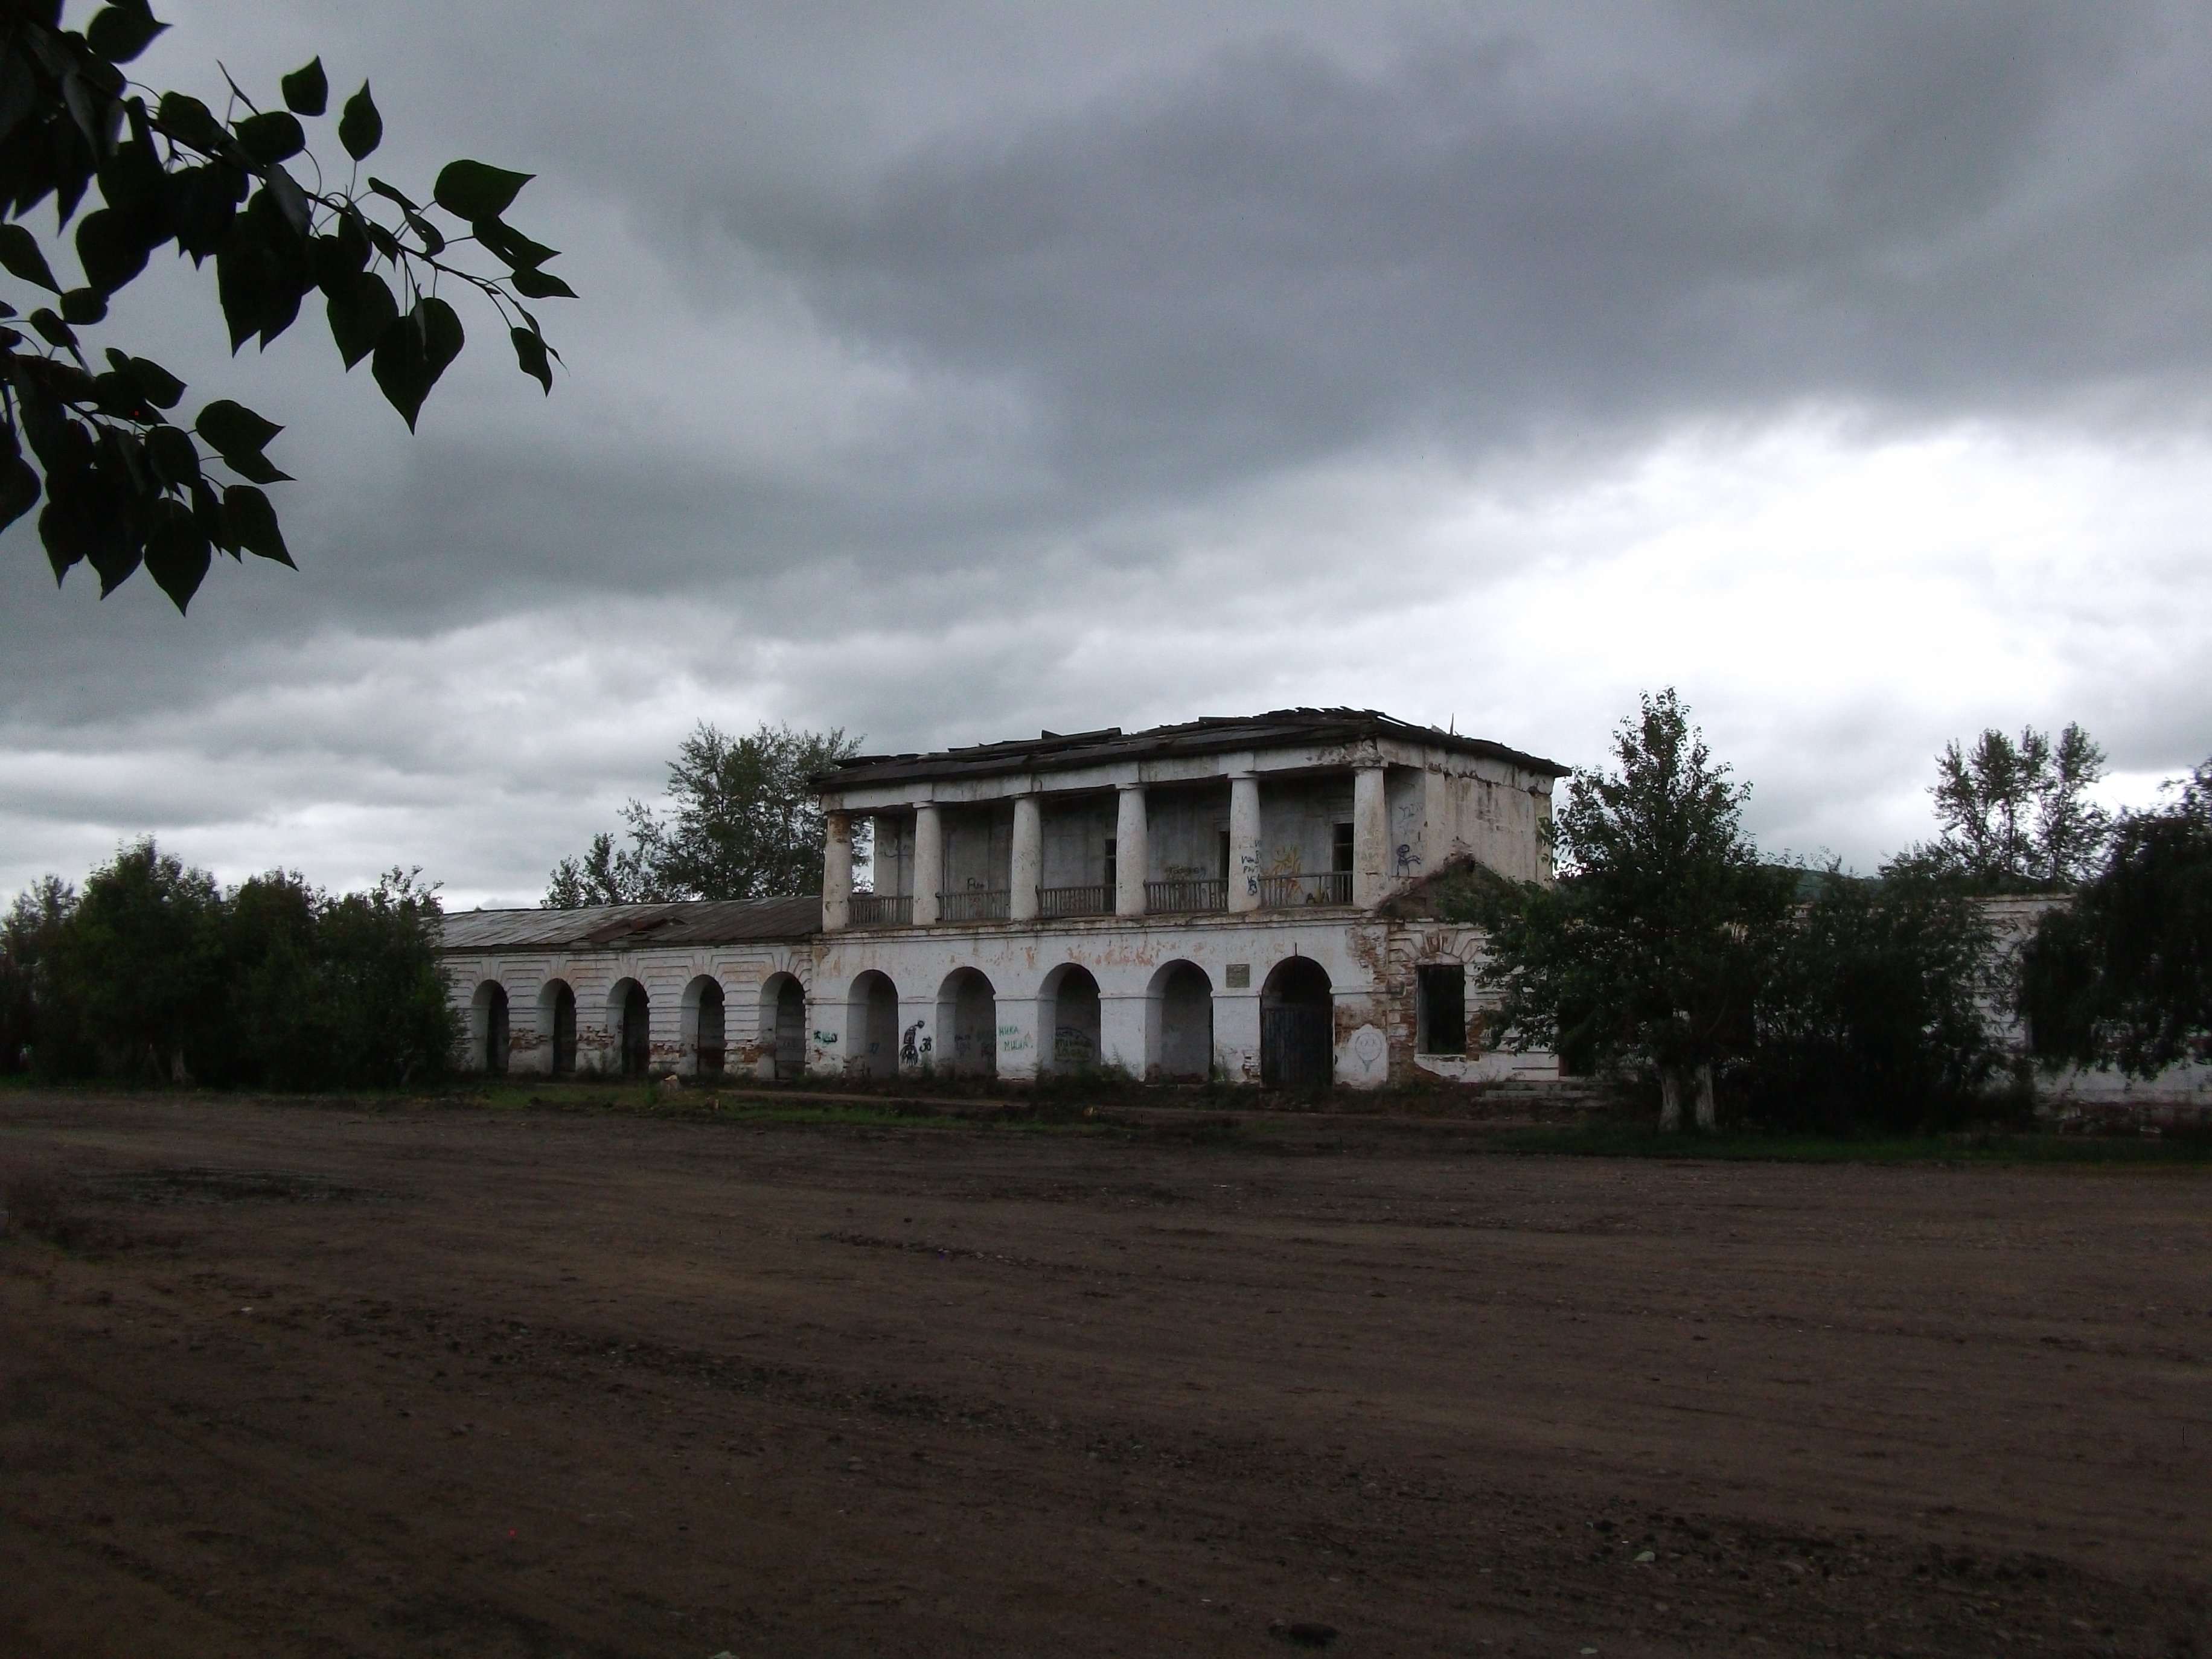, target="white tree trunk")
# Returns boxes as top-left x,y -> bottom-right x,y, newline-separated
1694,1062 -> 1718,1131
1658,1067 -> 1684,1132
